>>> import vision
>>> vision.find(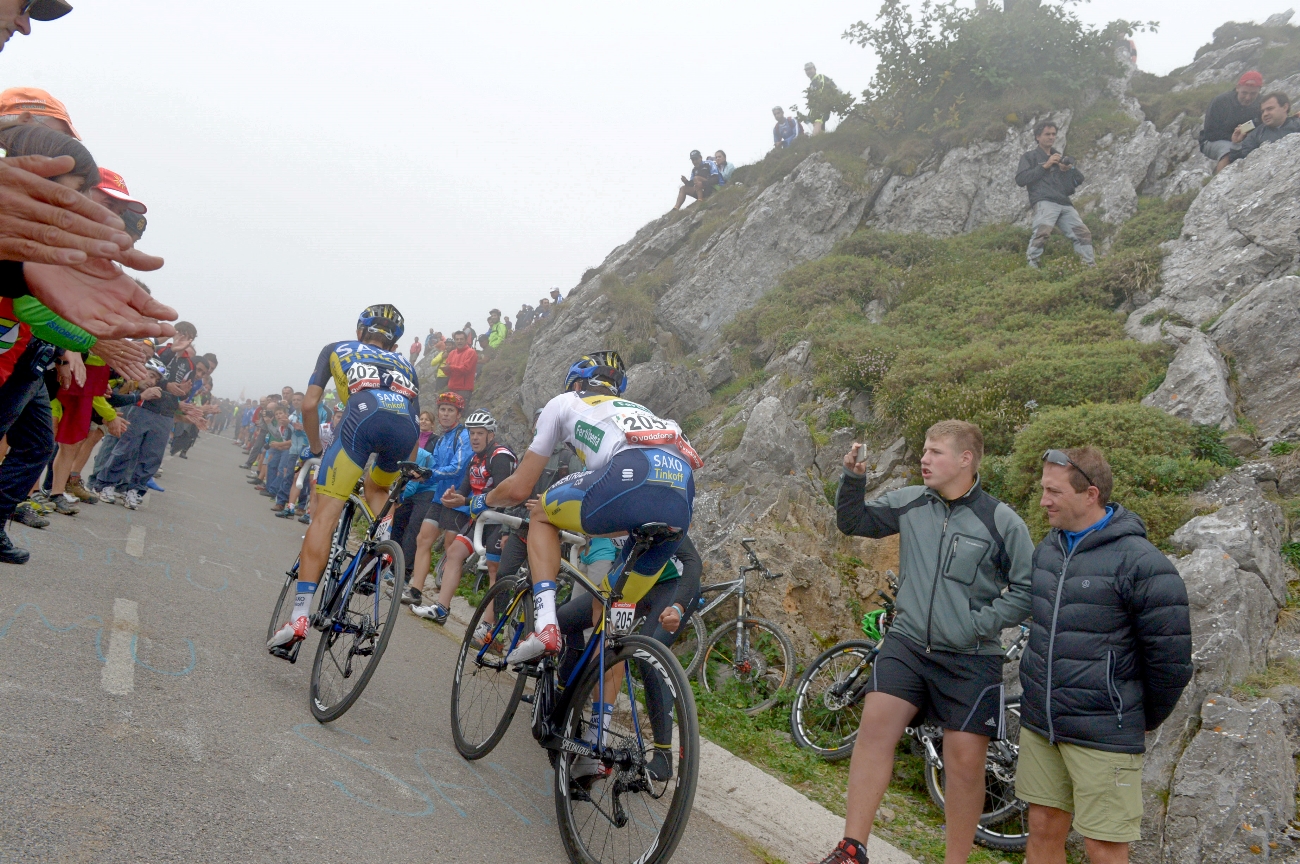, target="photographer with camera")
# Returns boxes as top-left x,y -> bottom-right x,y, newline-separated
1016,119 -> 1094,269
